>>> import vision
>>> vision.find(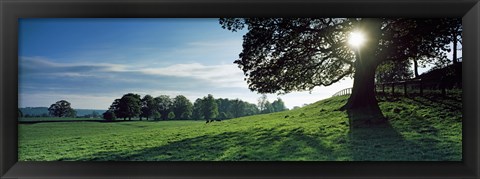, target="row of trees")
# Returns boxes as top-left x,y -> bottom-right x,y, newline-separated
103,93 -> 287,121
21,94 -> 287,120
